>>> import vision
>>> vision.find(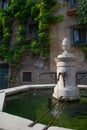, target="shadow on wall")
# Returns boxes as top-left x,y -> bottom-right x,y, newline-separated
76,71 -> 87,85
37,71 -> 57,84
